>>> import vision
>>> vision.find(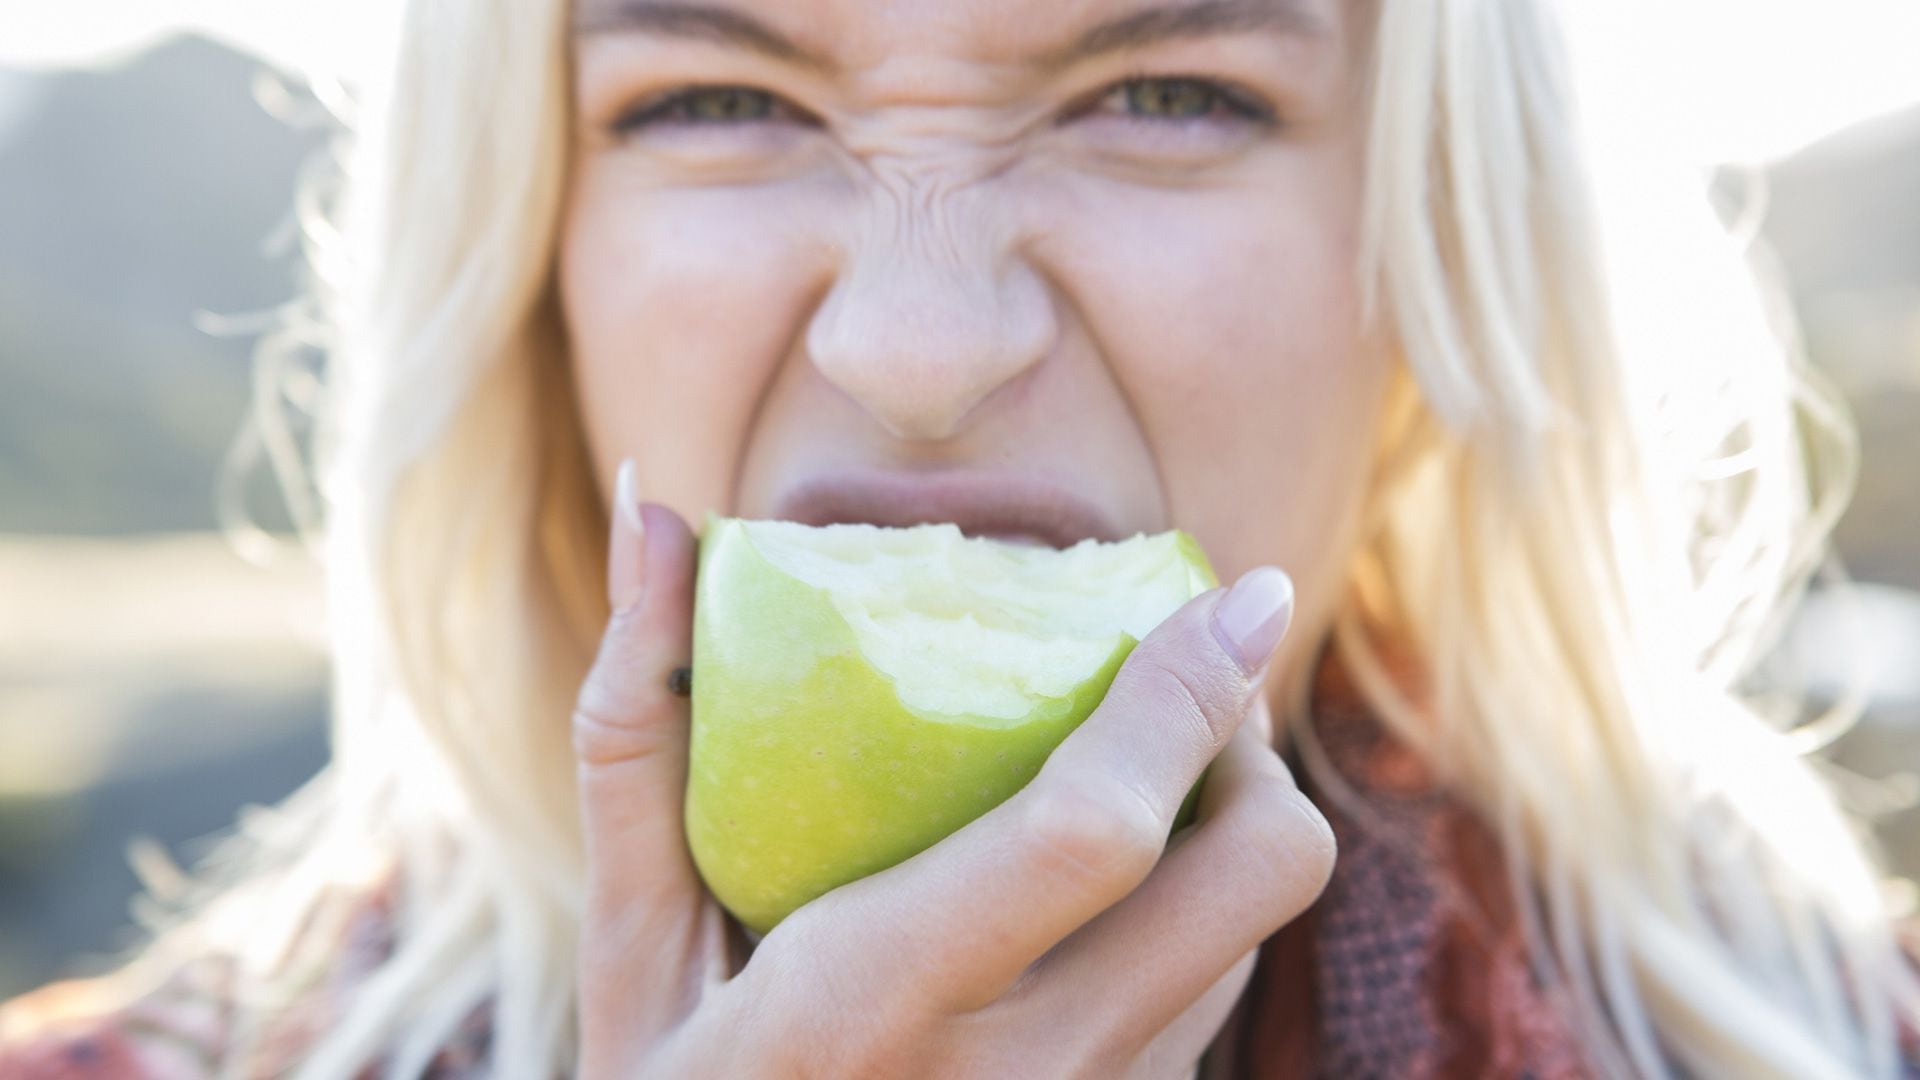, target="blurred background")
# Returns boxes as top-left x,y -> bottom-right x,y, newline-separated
1,1 -> 1918,998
